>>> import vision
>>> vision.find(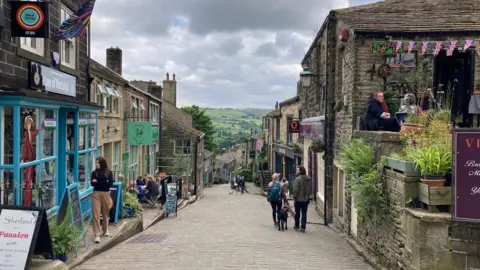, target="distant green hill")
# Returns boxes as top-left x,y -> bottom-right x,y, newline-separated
202,108 -> 271,149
